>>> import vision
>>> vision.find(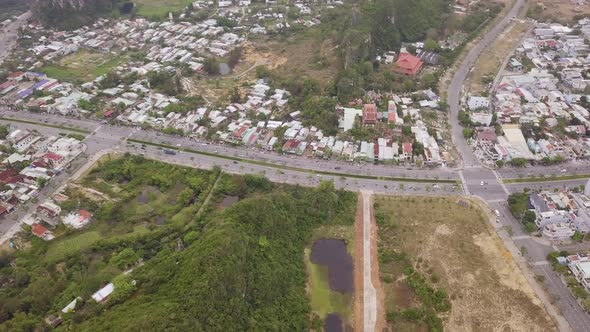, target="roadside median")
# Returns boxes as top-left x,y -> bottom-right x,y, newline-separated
503,174 -> 590,184
0,116 -> 91,134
